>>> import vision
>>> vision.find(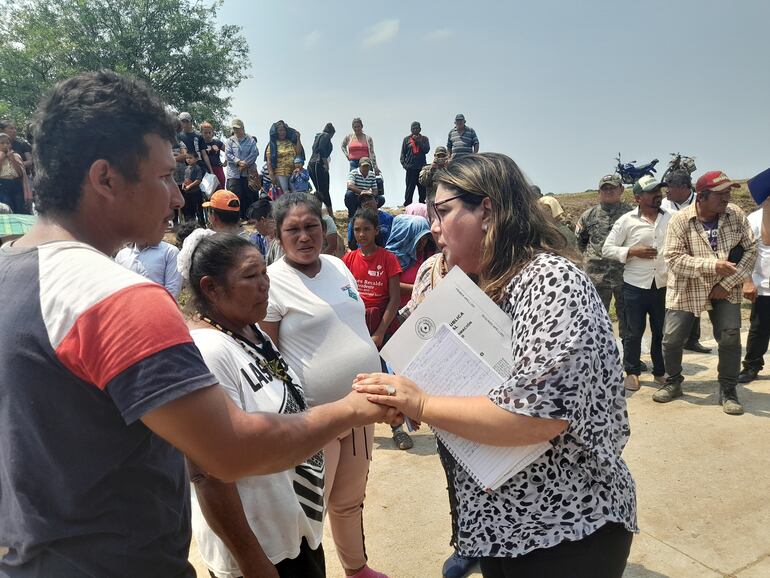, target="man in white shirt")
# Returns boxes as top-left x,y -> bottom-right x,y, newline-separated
603,175 -> 671,391
738,207 -> 770,383
660,170 -> 711,354
115,240 -> 182,299
661,169 -> 696,212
